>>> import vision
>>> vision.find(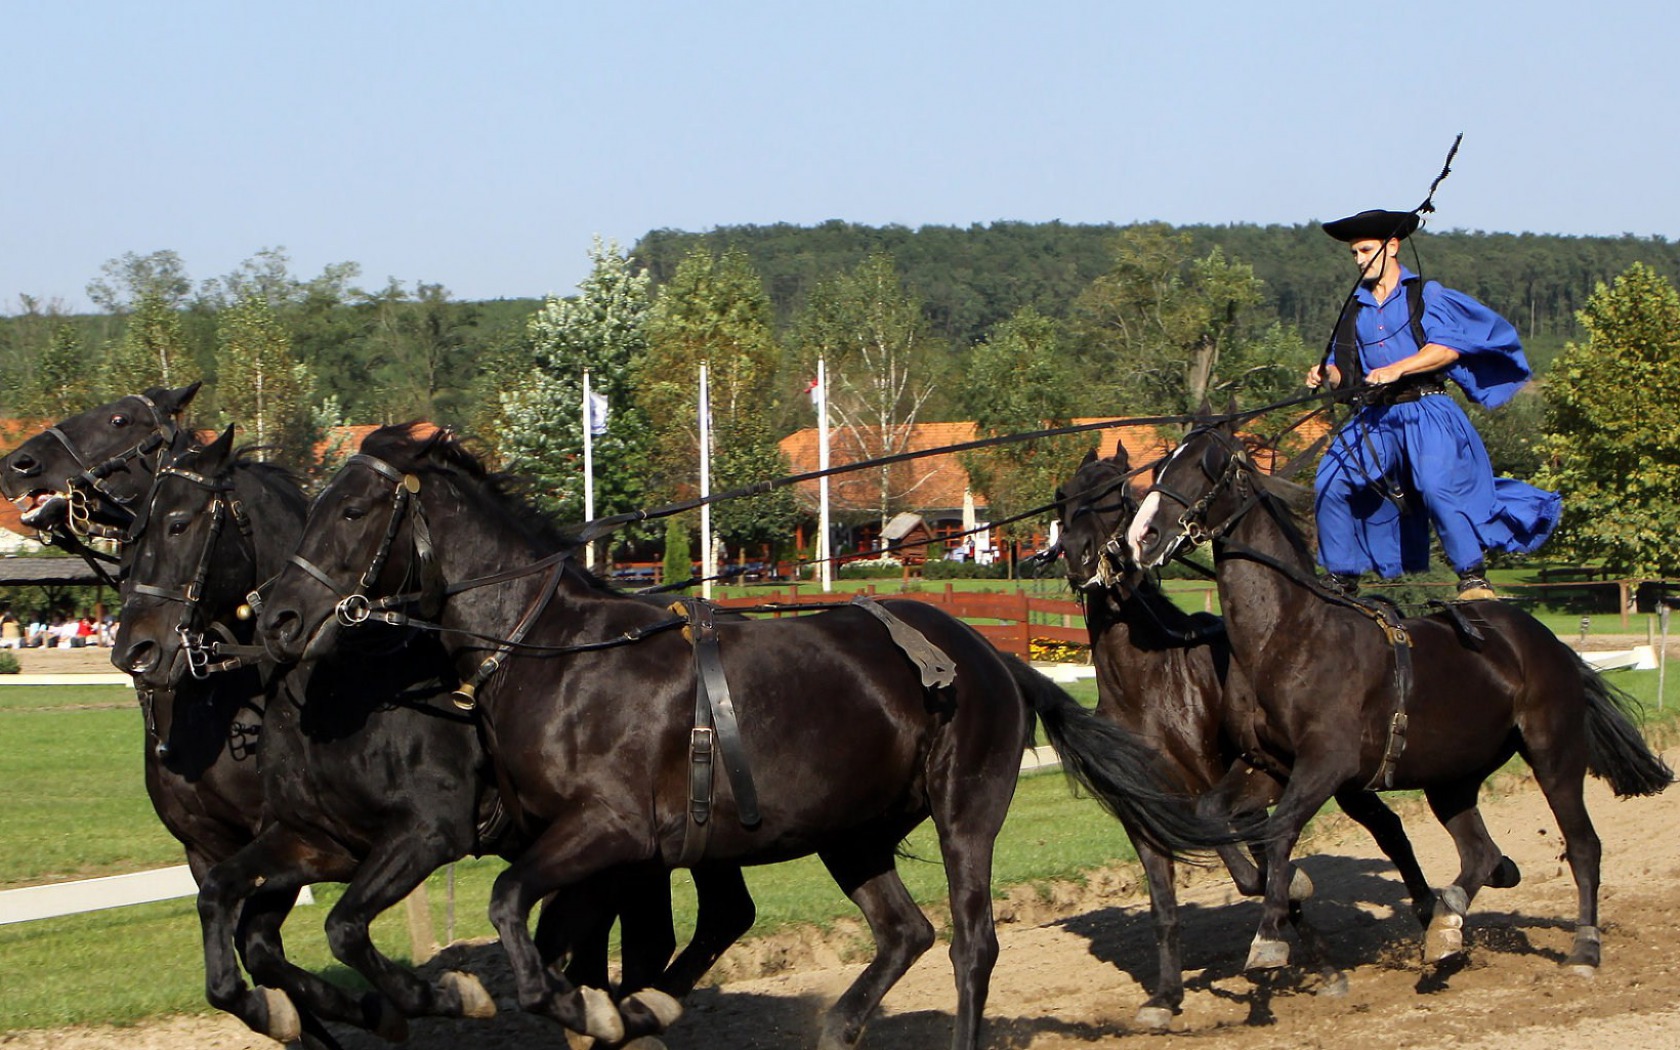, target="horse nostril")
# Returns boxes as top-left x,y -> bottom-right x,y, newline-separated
7,453 -> 39,476
121,639 -> 160,676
